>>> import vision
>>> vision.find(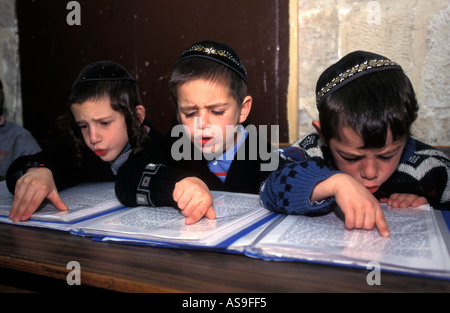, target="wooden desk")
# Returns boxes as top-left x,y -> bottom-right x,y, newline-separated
0,223 -> 449,293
